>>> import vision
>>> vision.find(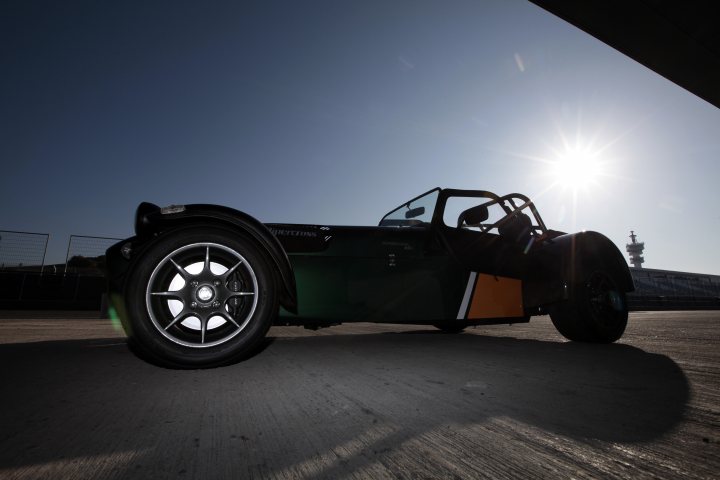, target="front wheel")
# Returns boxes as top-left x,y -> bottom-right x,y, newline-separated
123,227 -> 277,368
549,269 -> 628,343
